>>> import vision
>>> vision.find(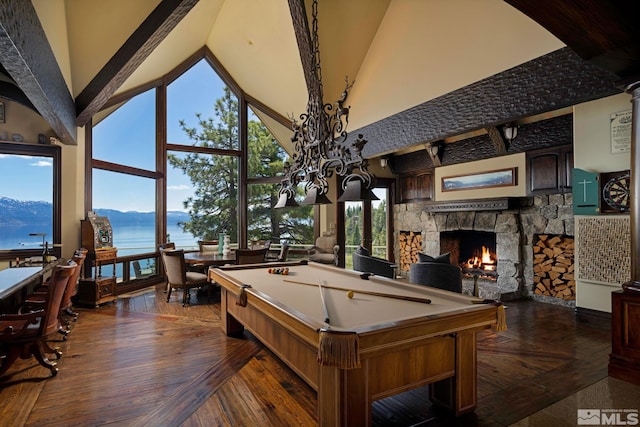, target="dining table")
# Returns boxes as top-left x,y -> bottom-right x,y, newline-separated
183,251 -> 236,268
